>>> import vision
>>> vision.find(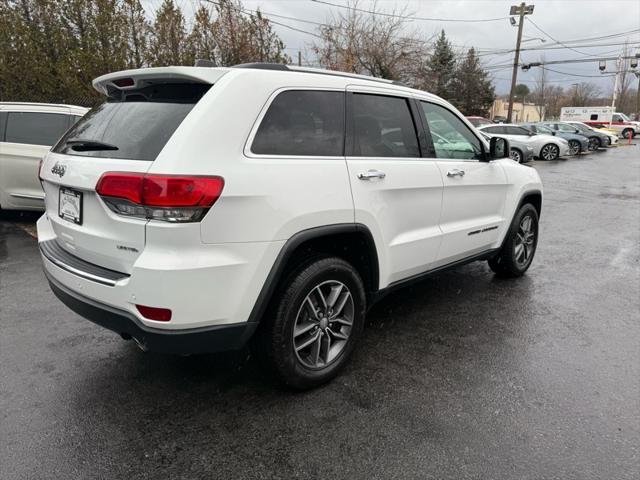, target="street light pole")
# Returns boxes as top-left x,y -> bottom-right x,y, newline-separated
507,3 -> 534,123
